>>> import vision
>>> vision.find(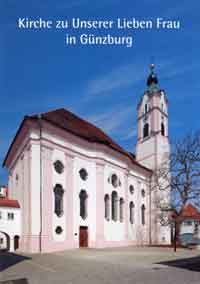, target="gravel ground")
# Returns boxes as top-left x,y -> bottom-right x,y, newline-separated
0,247 -> 200,284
